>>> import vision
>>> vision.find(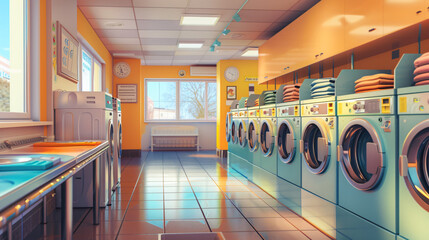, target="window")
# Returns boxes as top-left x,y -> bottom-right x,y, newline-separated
0,0 -> 29,118
80,47 -> 102,92
145,79 -> 216,121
